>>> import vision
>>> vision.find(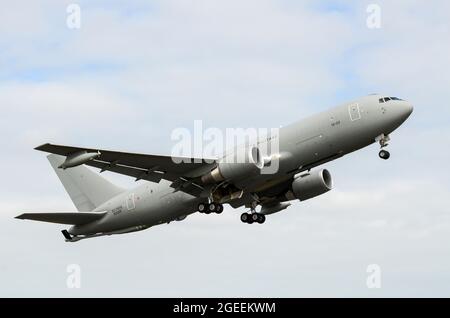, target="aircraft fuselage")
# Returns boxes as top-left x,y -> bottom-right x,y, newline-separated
69,94 -> 413,238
